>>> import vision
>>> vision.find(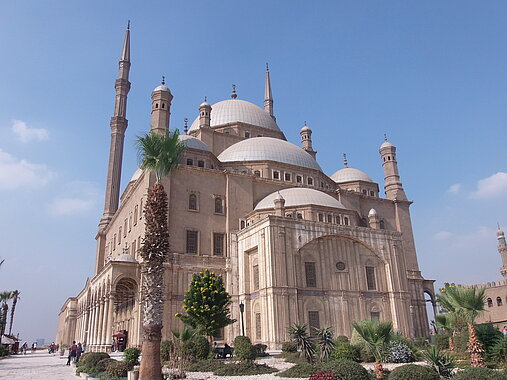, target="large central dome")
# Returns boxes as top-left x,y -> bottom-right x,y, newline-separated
218,137 -> 322,171
189,99 -> 281,132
